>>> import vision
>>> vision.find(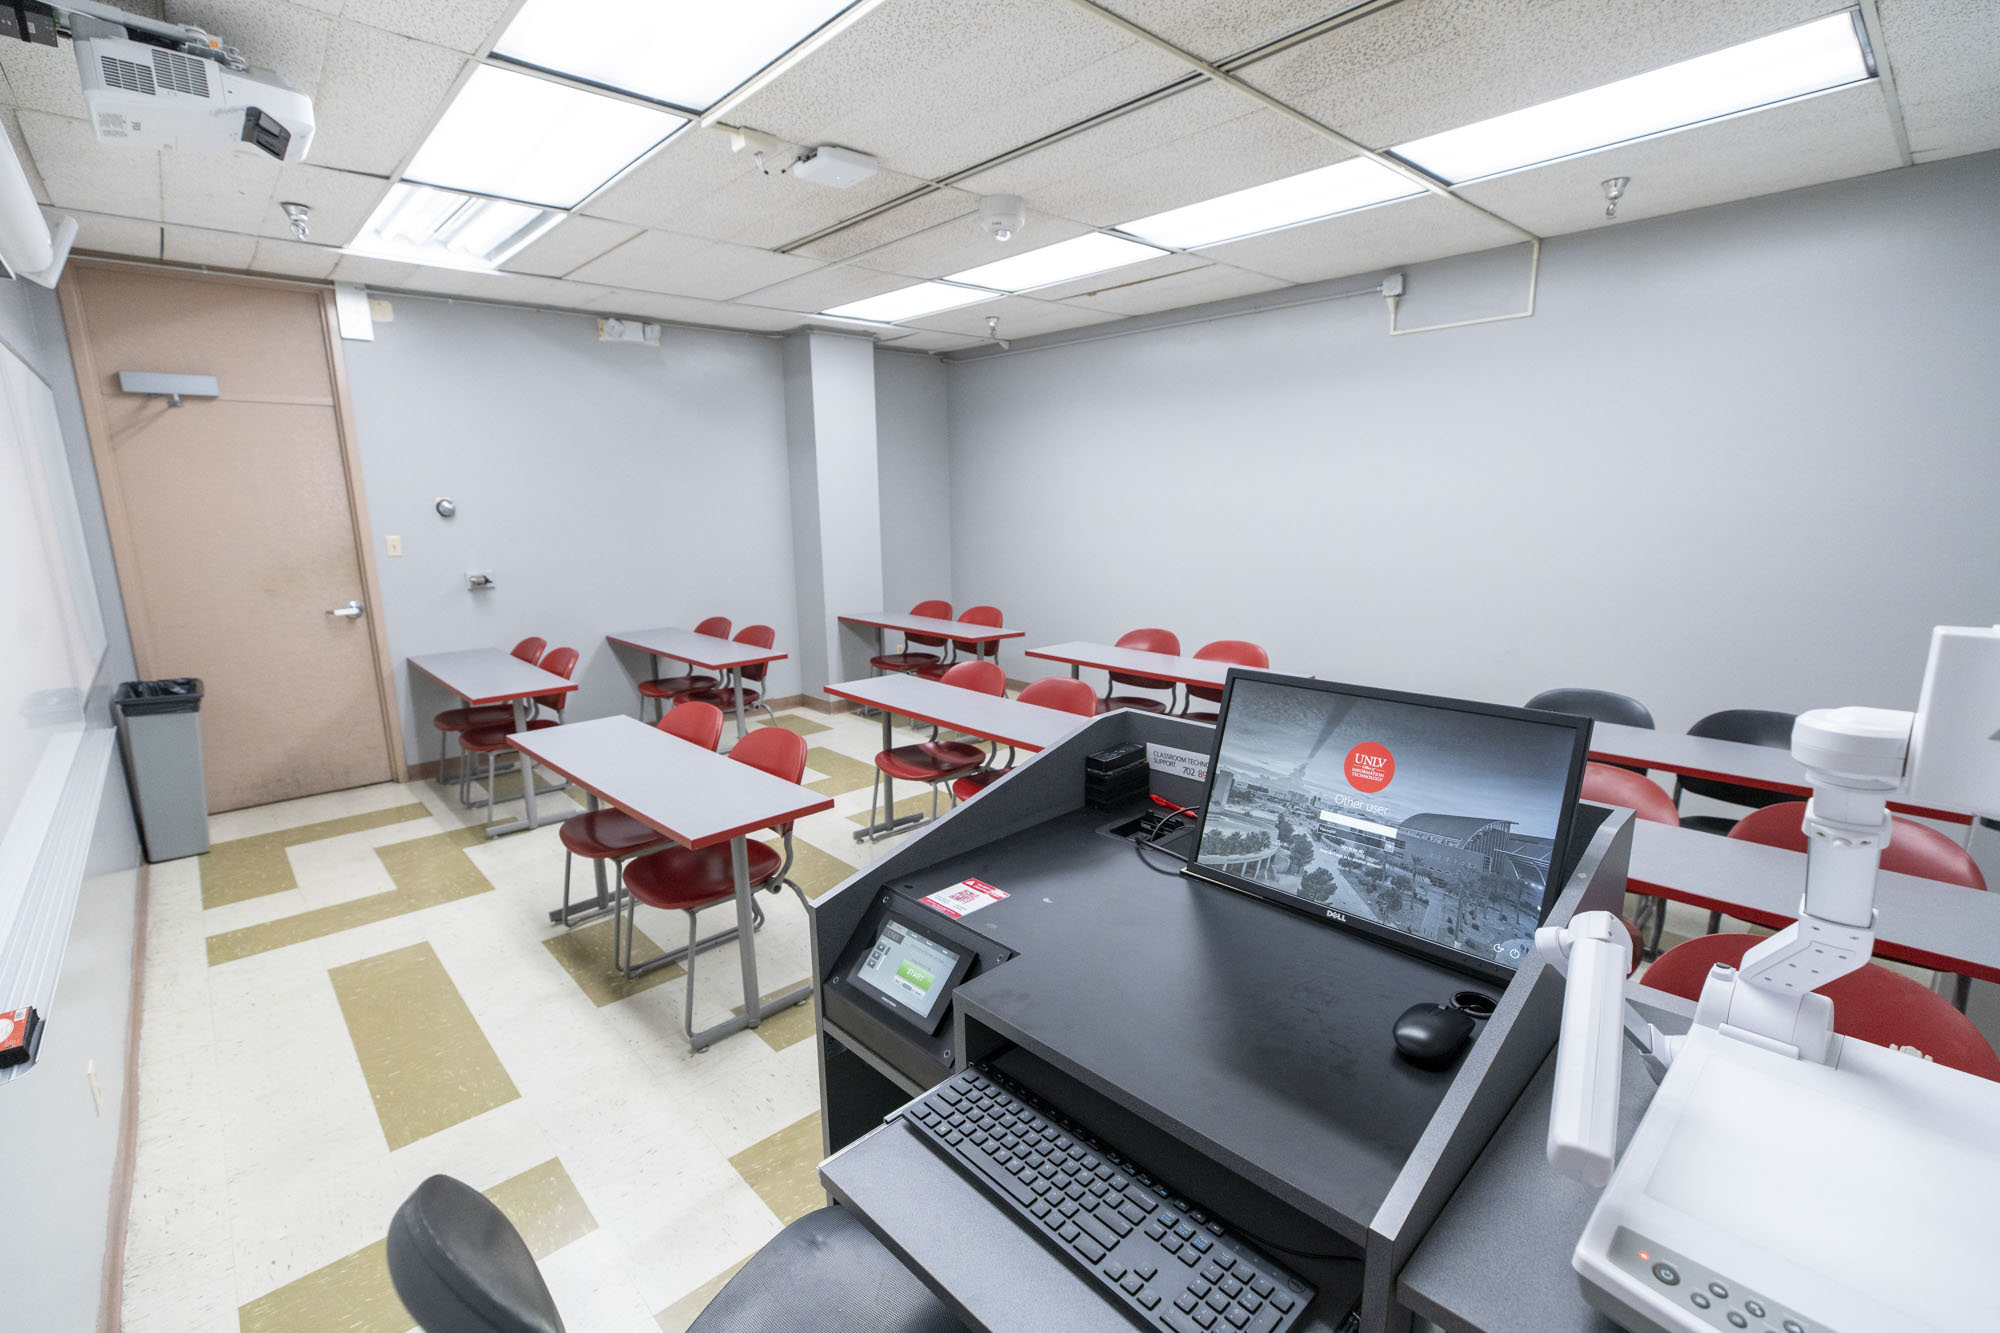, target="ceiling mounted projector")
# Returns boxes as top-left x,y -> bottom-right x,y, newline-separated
791,144 -> 876,188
